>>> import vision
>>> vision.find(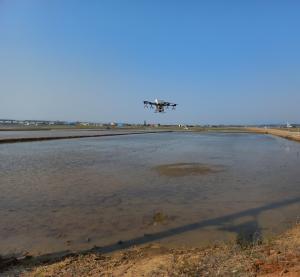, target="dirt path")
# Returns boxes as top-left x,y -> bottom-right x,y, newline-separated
0,130 -> 172,144
247,128 -> 300,143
